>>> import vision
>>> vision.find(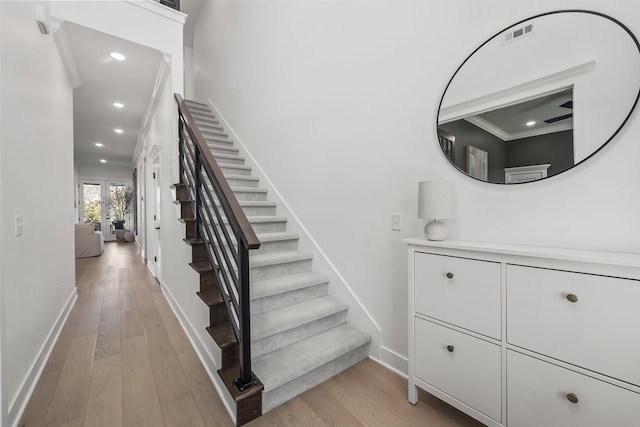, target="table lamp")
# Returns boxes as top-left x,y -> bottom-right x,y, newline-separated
417,180 -> 455,241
